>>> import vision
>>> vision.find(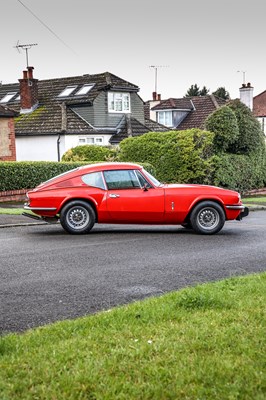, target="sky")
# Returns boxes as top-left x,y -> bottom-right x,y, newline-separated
1,0 -> 265,101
